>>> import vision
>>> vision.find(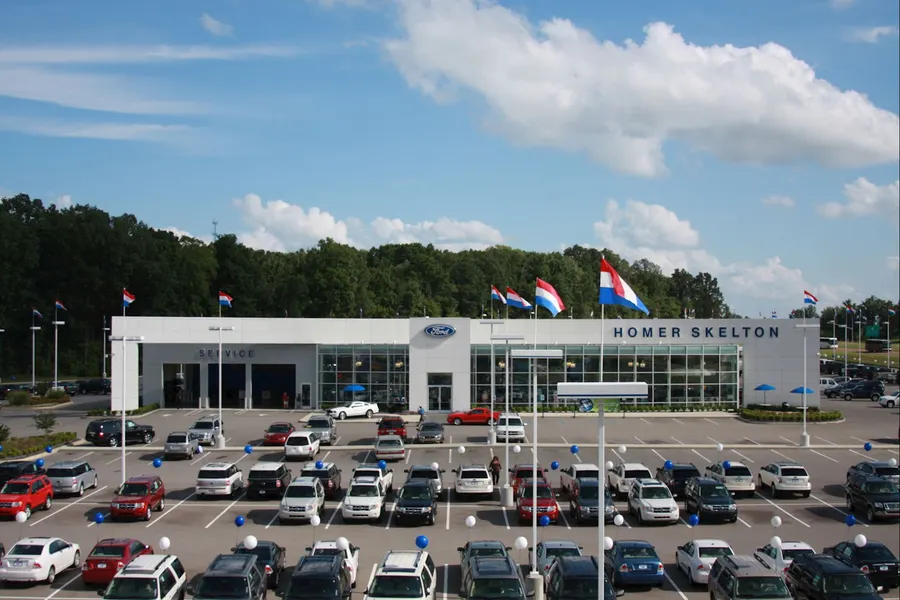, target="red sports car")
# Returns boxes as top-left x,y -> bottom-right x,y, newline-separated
263,422 -> 295,445
446,408 -> 501,426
